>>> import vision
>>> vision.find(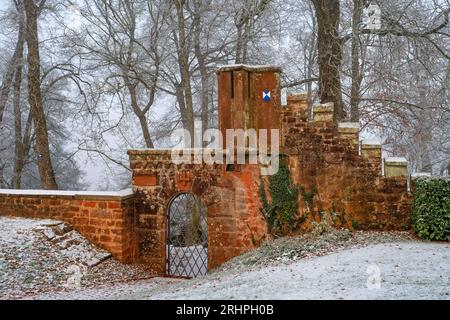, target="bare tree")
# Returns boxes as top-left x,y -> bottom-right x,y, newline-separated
24,0 -> 58,190
233,0 -> 272,64
173,0 -> 196,145
66,0 -> 169,149
311,0 -> 345,121
349,0 -> 365,122
11,0 -> 29,189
